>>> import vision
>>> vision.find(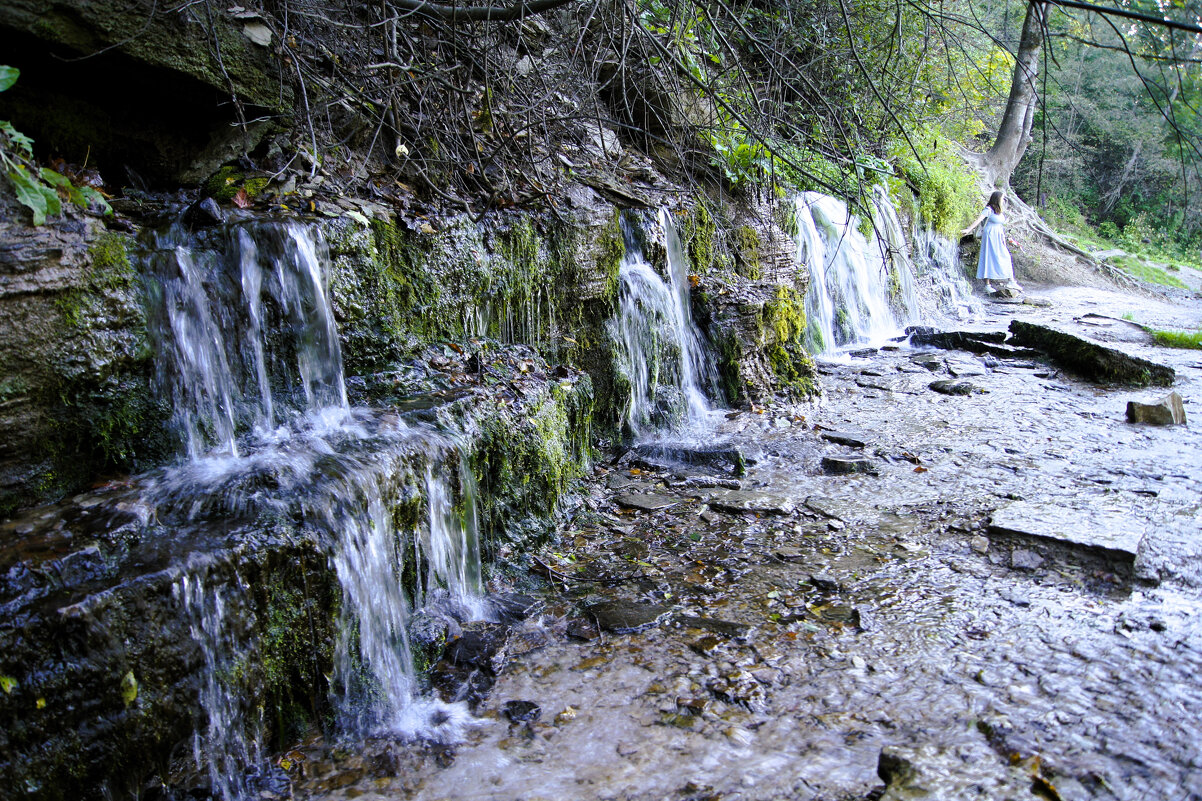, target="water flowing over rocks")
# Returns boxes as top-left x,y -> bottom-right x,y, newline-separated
3,174 -> 1202,801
